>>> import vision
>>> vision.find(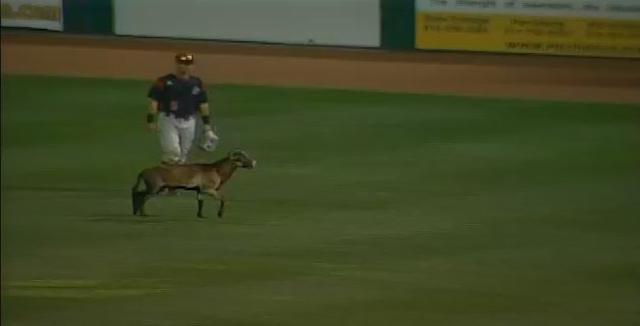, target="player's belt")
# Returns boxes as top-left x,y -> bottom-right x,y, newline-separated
162,111 -> 194,120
